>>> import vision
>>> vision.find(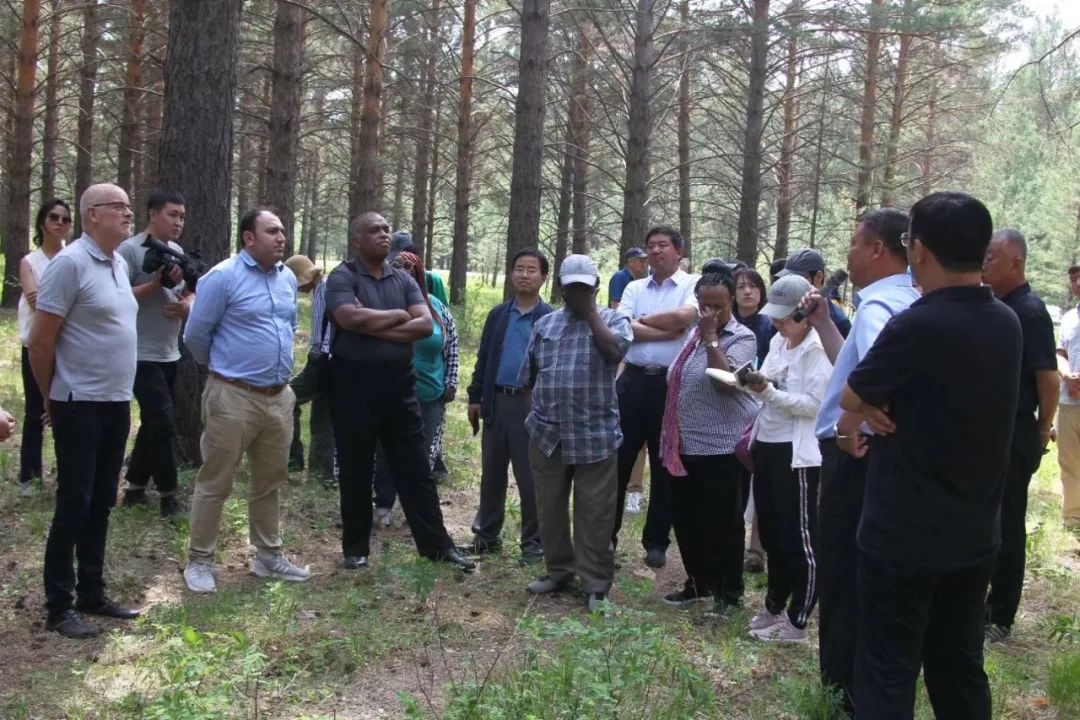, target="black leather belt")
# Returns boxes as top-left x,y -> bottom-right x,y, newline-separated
495,385 -> 524,396
626,363 -> 668,376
